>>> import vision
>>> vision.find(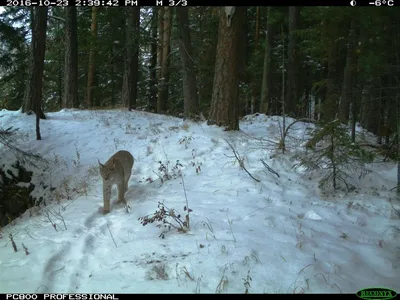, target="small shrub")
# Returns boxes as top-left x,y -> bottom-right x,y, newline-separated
179,135 -> 194,149
138,201 -> 192,238
156,160 -> 183,183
